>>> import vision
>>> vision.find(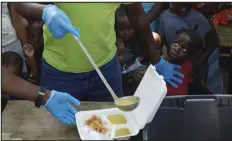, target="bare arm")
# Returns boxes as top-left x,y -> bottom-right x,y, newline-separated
146,3 -> 164,23
8,3 -> 28,44
2,67 -> 49,104
27,55 -> 38,81
9,4 -> 39,82
9,3 -> 46,21
194,29 -> 219,66
27,21 -> 44,46
124,3 -> 160,64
